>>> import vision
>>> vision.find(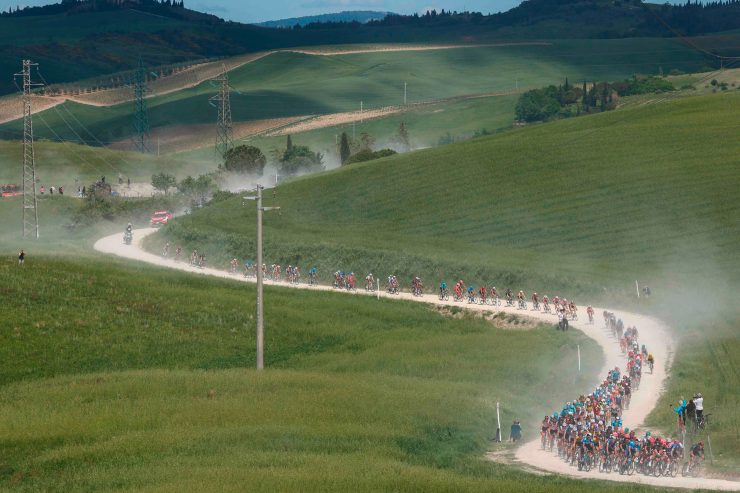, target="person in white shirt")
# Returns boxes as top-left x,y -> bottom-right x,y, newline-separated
694,393 -> 704,421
